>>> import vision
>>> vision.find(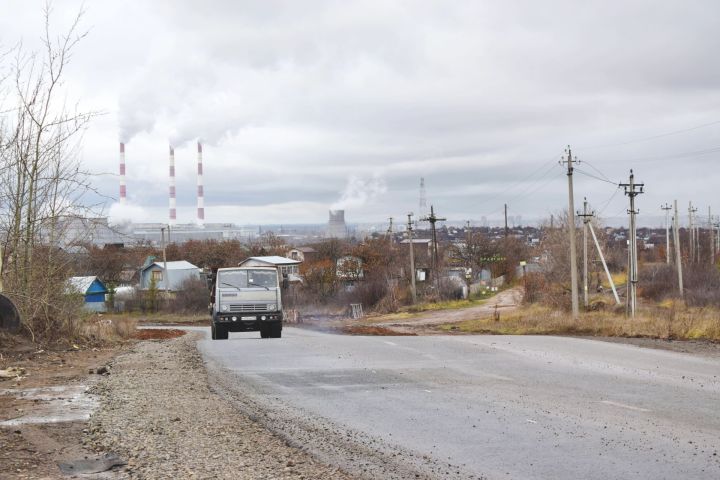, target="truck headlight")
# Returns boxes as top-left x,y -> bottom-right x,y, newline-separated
221,305 -> 229,312
267,304 -> 277,311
